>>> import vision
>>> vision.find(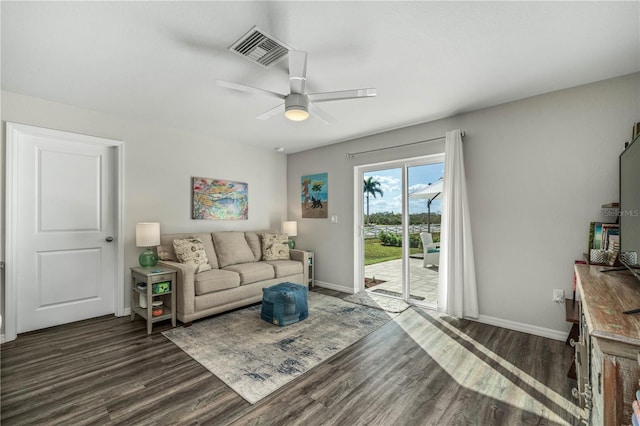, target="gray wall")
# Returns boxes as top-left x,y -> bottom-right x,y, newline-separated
2,73 -> 638,339
1,91 -> 288,336
287,72 -> 640,337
